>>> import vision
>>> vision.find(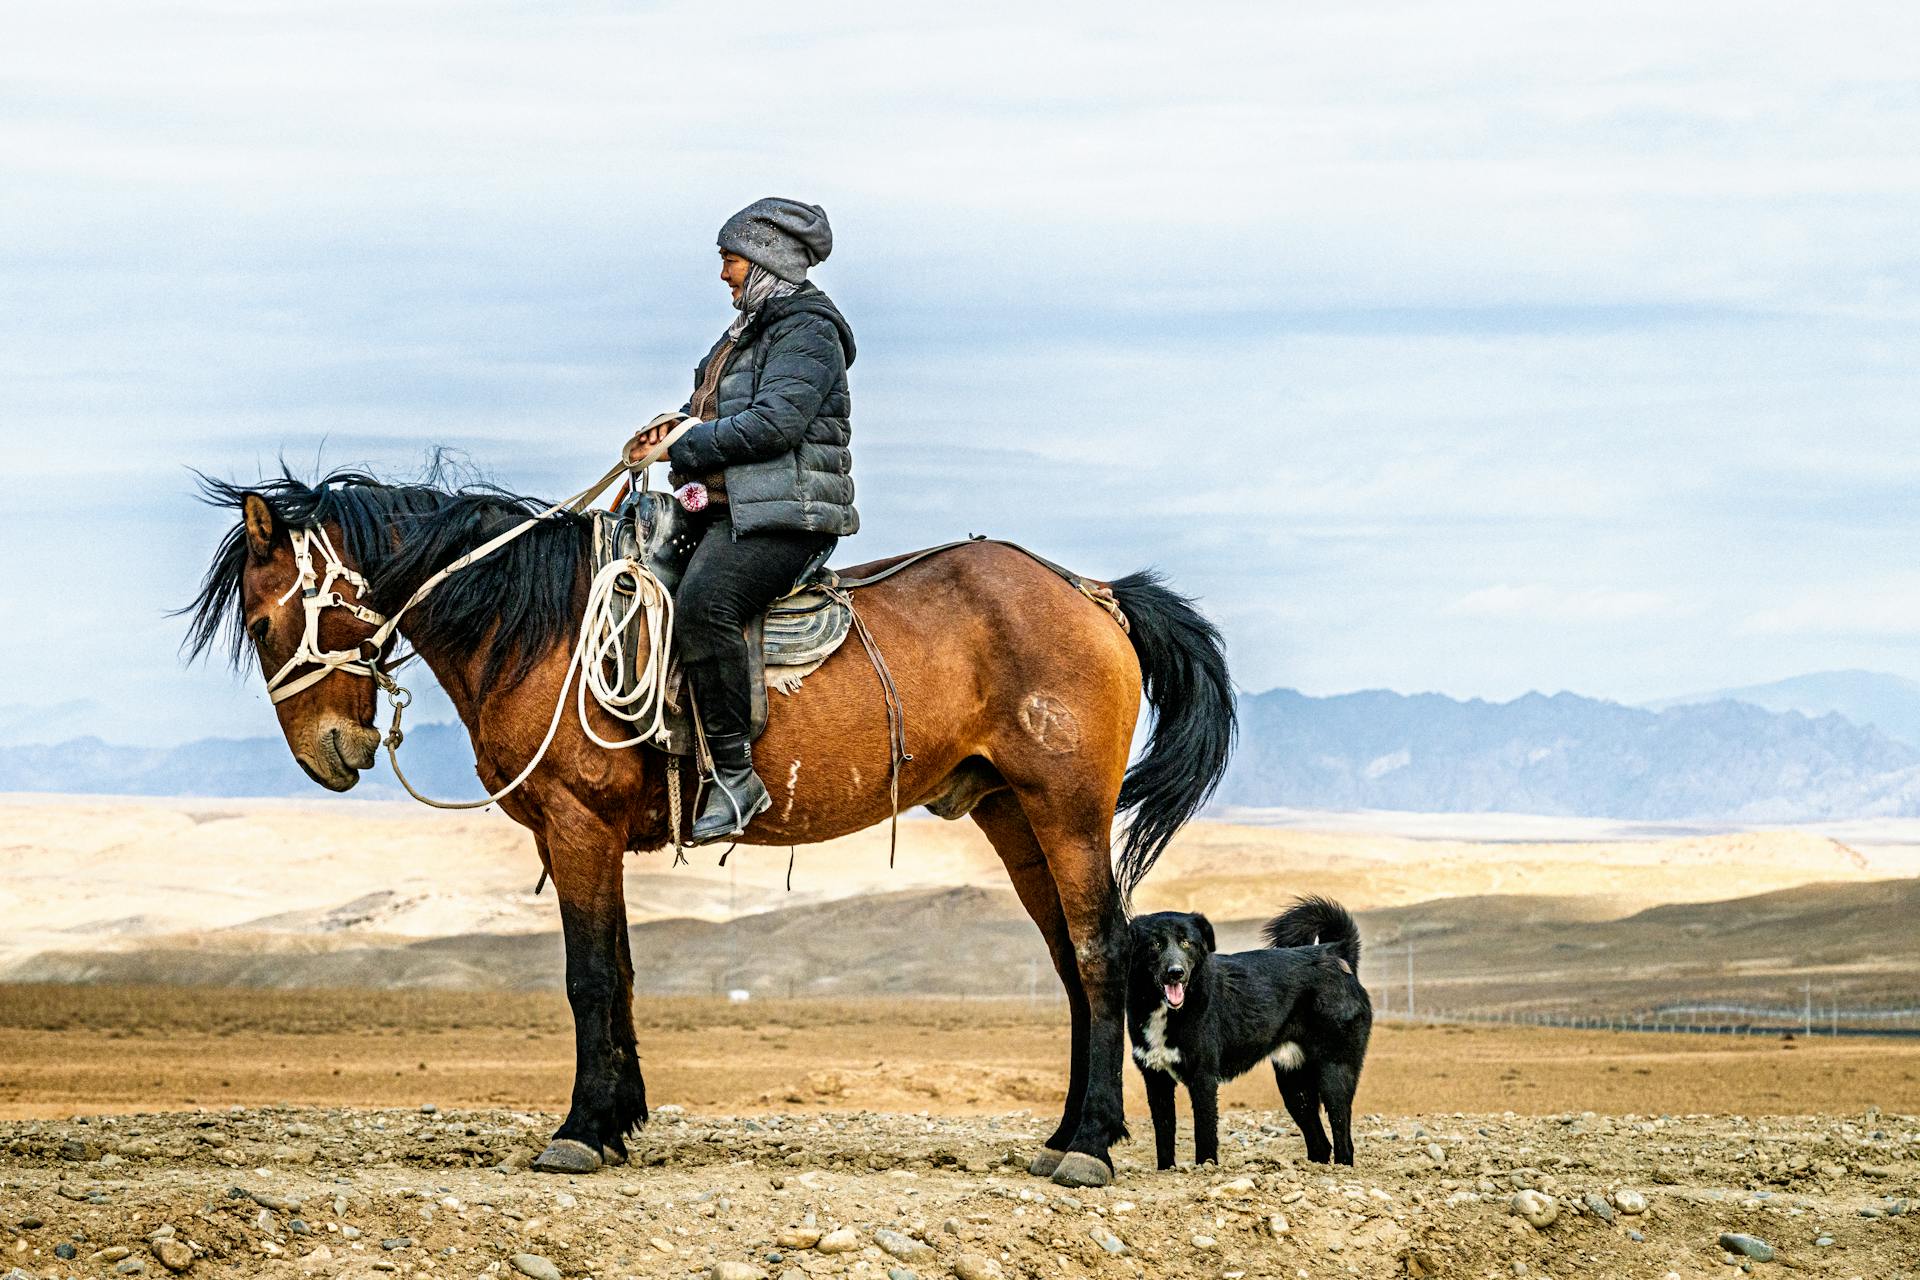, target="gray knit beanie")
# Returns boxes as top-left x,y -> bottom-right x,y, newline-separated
717,197 -> 832,284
